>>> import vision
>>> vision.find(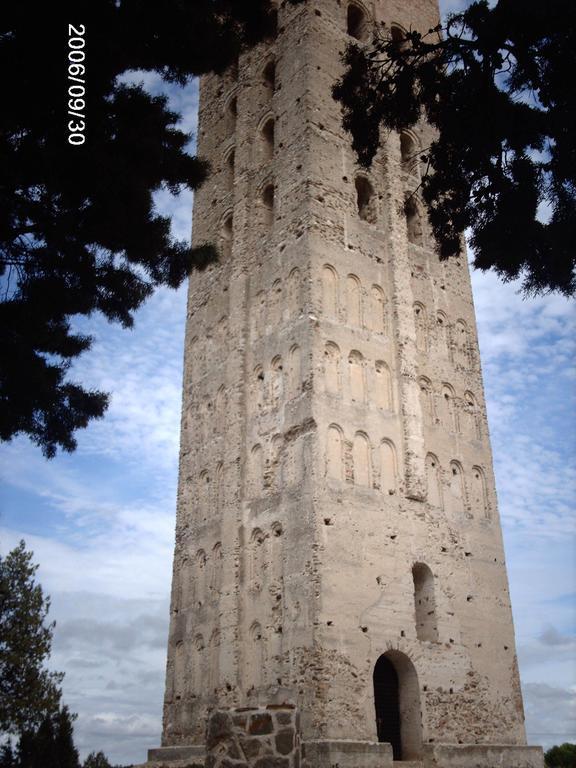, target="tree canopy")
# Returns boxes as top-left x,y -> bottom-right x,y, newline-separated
1,1 -> 300,457
545,743 -> 576,768
333,0 -> 576,297
0,541 -> 63,736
